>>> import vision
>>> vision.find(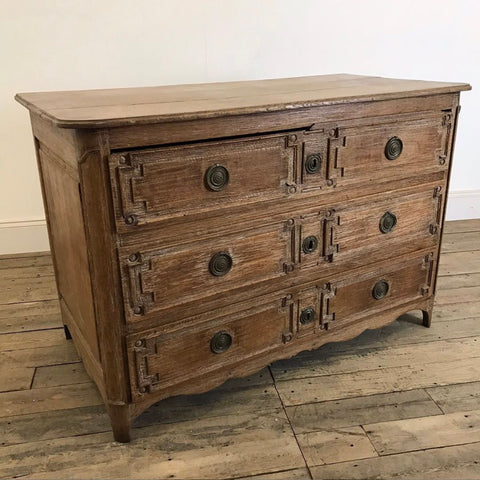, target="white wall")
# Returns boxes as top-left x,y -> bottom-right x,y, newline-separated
1,0 -> 478,254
